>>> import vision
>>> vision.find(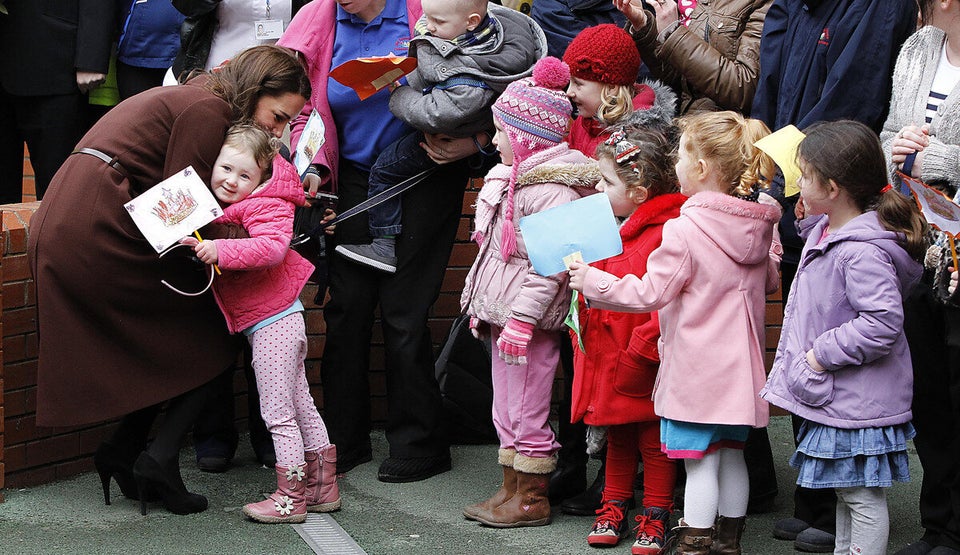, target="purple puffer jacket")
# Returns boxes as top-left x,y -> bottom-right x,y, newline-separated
761,212 -> 922,429
210,155 -> 315,333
